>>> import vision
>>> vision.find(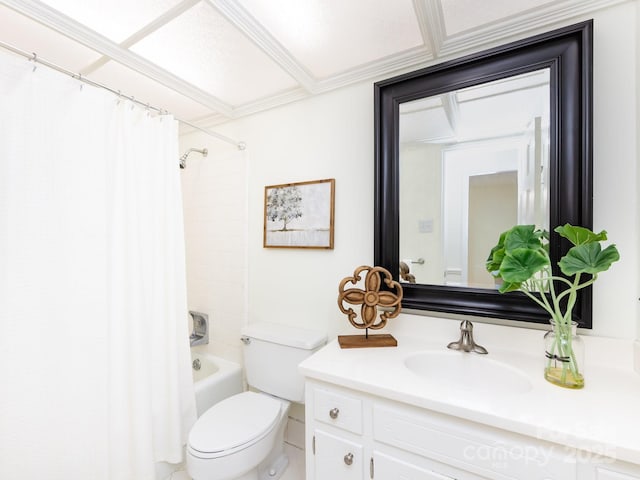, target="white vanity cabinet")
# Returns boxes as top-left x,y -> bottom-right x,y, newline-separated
305,379 -> 605,480
300,332 -> 640,480
308,385 -> 365,479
